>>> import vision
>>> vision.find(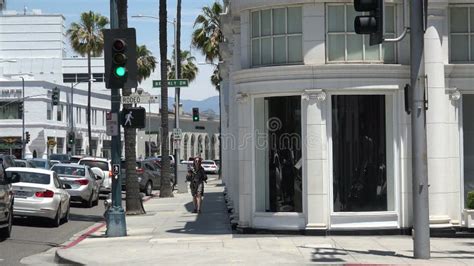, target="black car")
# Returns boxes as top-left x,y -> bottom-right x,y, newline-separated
49,154 -> 71,164
121,160 -> 158,196
0,154 -> 19,239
